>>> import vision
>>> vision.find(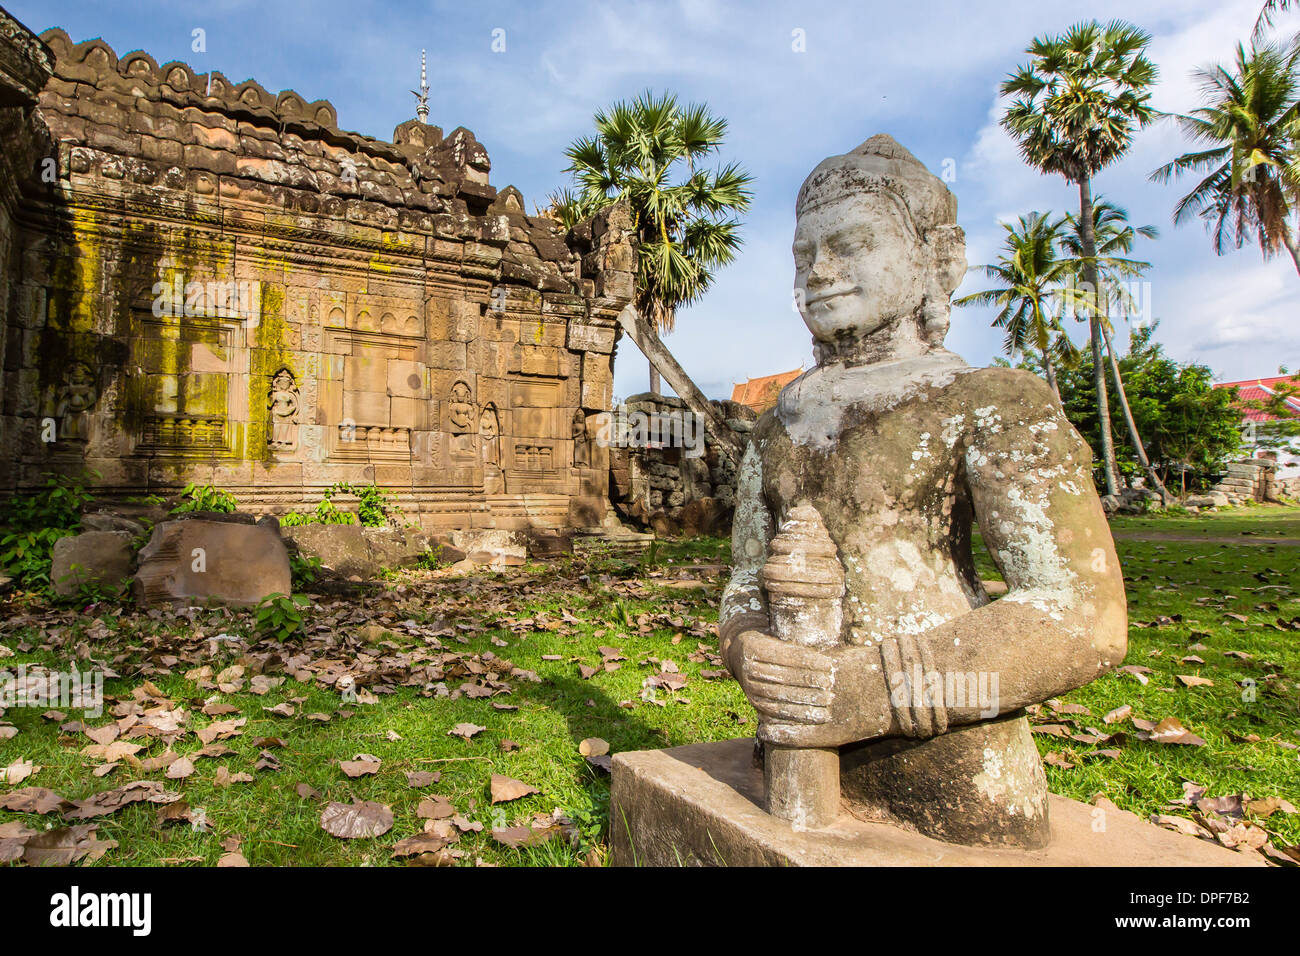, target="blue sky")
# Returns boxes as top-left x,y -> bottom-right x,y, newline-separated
16,0 -> 1299,401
